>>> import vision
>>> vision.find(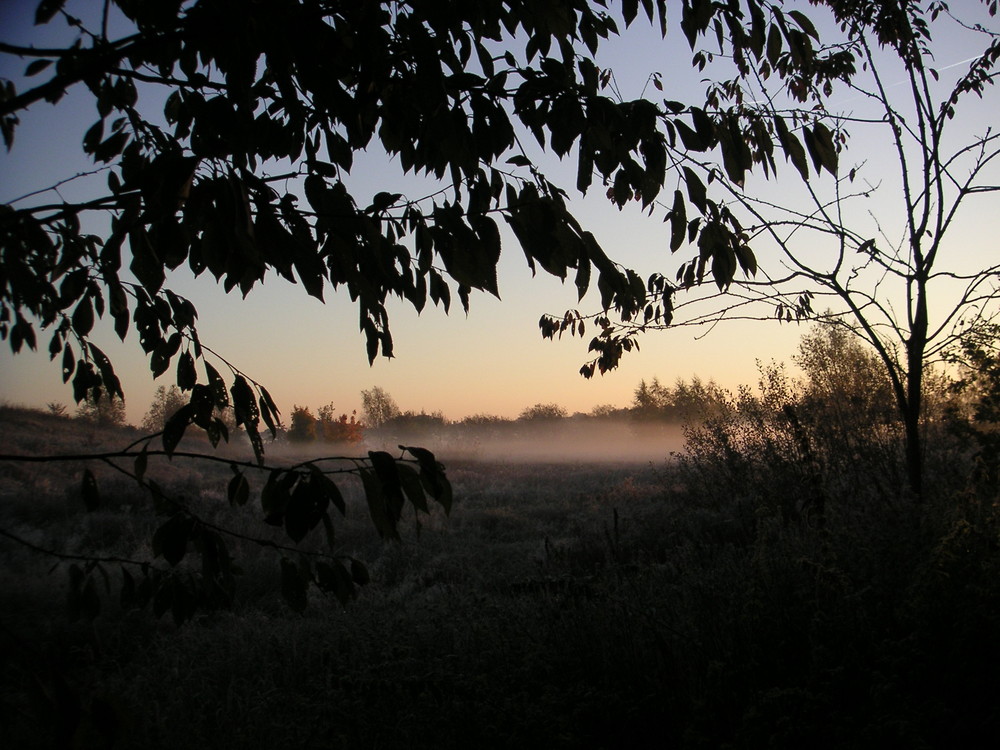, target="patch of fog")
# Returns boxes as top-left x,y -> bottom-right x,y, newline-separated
364,419 -> 688,464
